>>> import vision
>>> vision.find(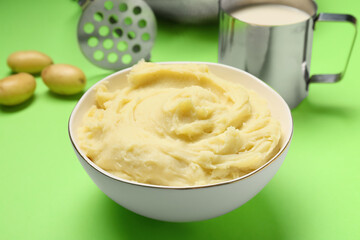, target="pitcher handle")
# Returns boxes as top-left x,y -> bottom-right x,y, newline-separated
309,13 -> 357,84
